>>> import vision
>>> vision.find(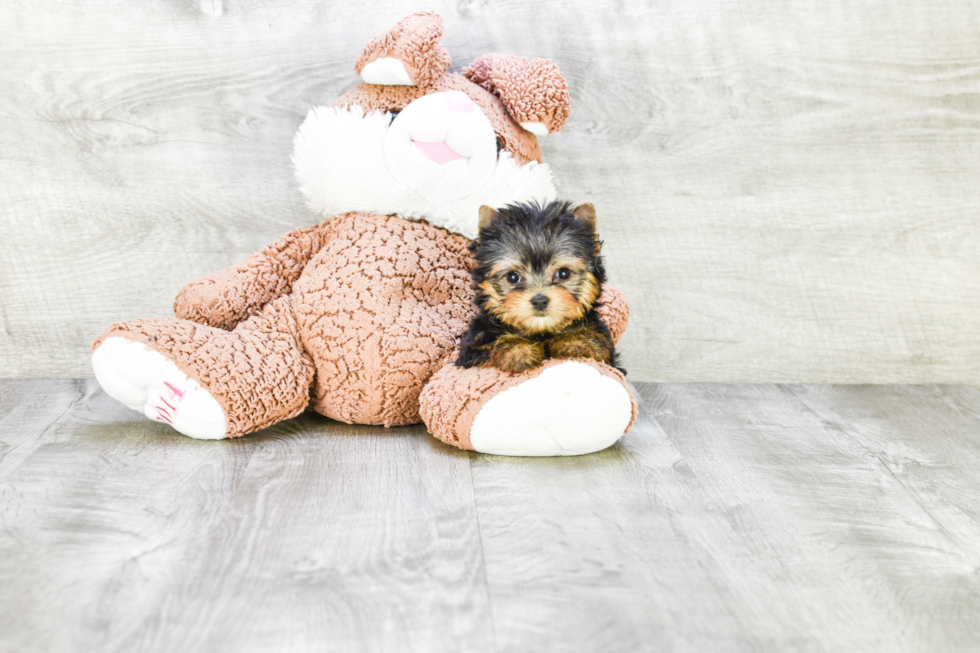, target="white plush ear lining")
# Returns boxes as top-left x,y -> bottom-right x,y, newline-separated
353,12 -> 451,87
360,57 -> 416,86
520,121 -> 548,137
